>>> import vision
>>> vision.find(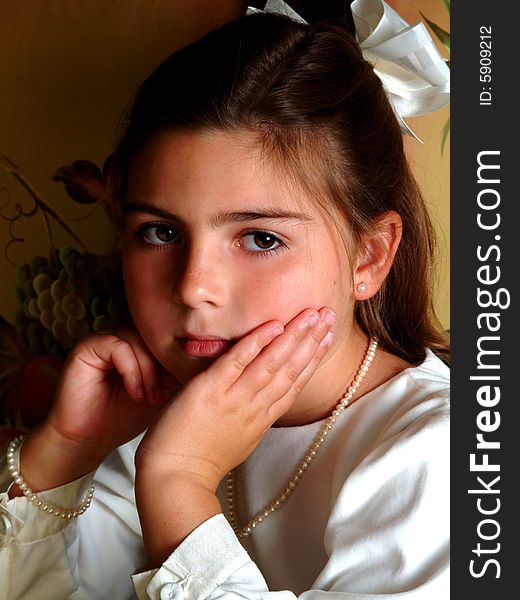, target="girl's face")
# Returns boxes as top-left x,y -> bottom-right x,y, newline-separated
122,130 -> 356,383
